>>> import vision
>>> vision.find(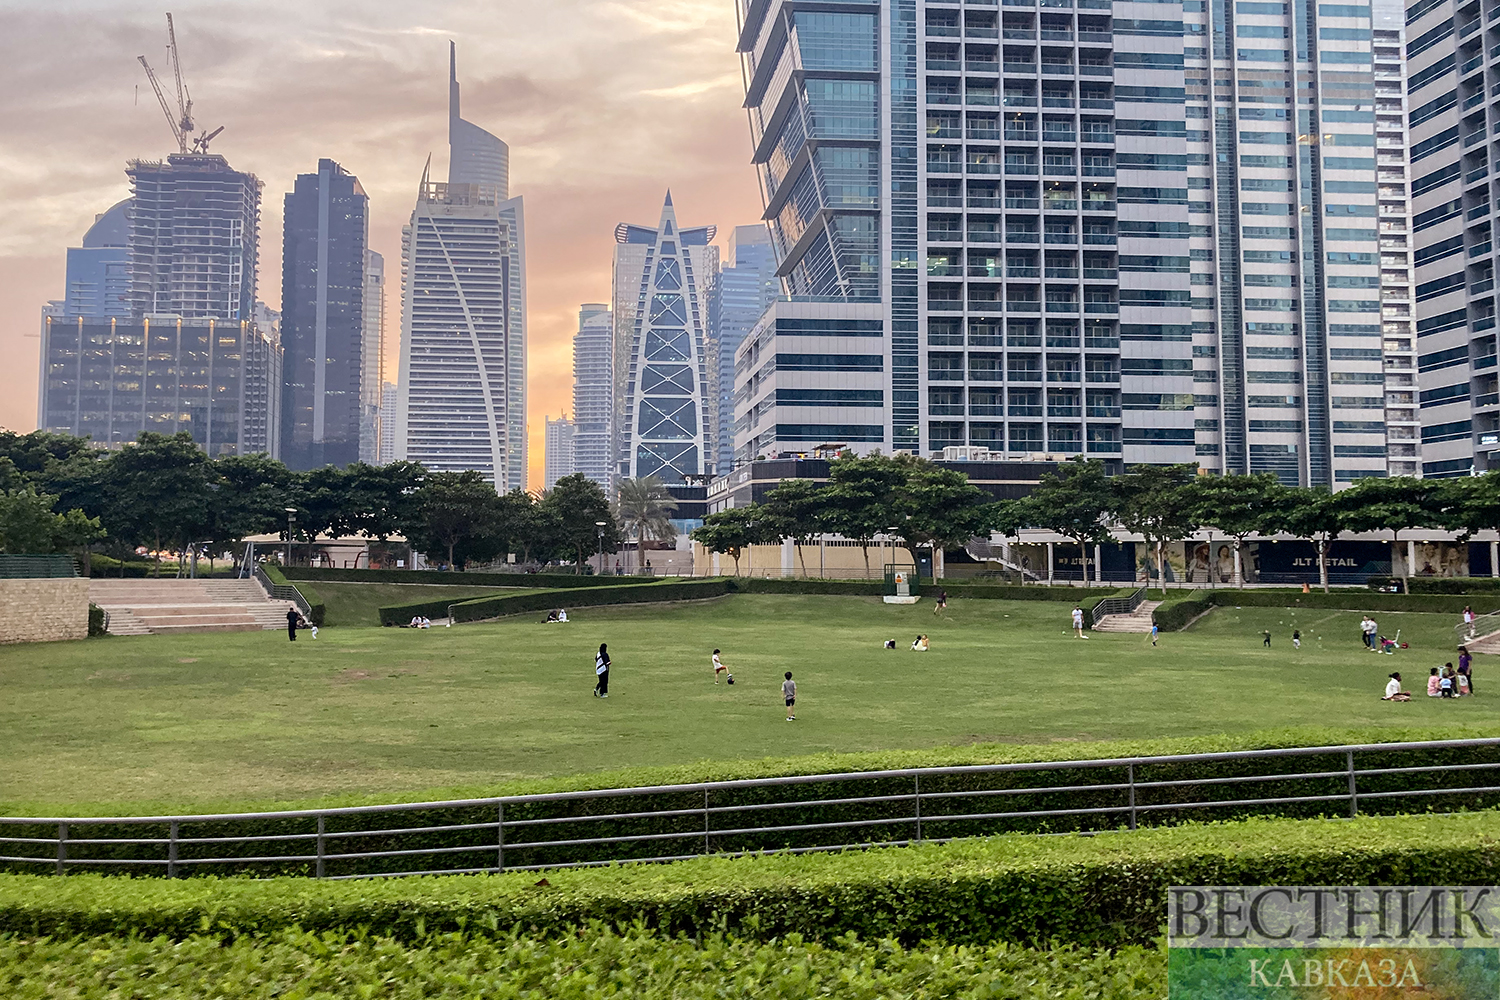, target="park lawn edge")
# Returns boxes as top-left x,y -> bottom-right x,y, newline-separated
3,810 -> 1499,946
1,725 -> 1494,819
